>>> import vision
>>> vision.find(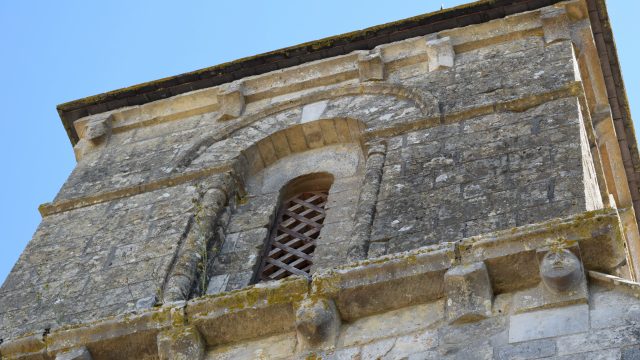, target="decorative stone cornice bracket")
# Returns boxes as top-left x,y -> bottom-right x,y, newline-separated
425,36 -> 454,72
72,113 -> 113,161
217,81 -> 245,121
357,51 -> 385,82
444,262 -> 493,324
541,6 -> 571,44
